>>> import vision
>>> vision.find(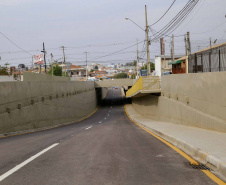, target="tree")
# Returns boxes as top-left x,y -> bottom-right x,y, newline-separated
0,66 -> 8,75
94,66 -> 98,70
90,69 -> 94,72
131,74 -> 136,79
48,64 -> 62,76
125,60 -> 137,66
114,73 -> 128,79
141,62 -> 155,71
